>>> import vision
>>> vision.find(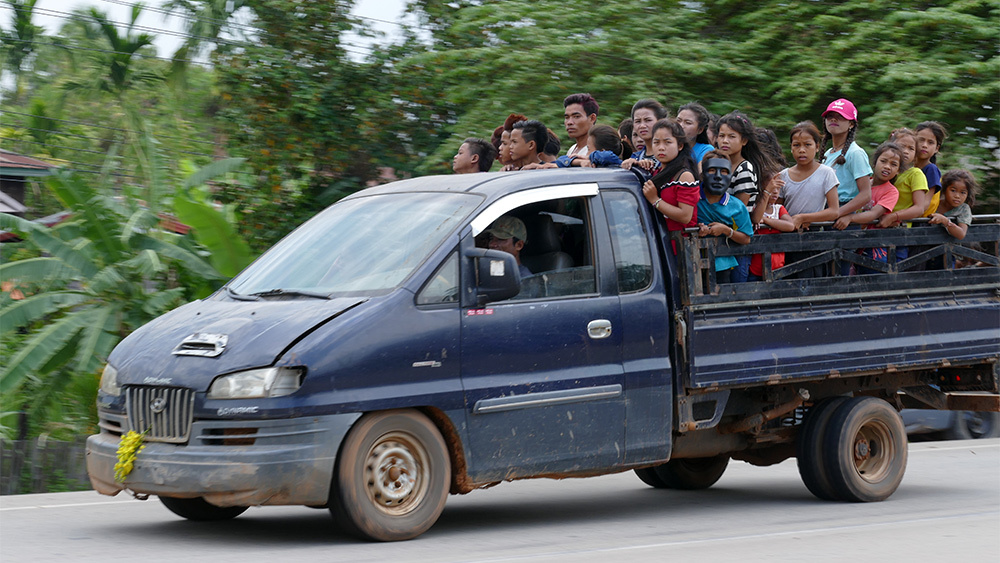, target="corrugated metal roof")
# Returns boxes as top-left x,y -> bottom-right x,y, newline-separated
0,149 -> 54,173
